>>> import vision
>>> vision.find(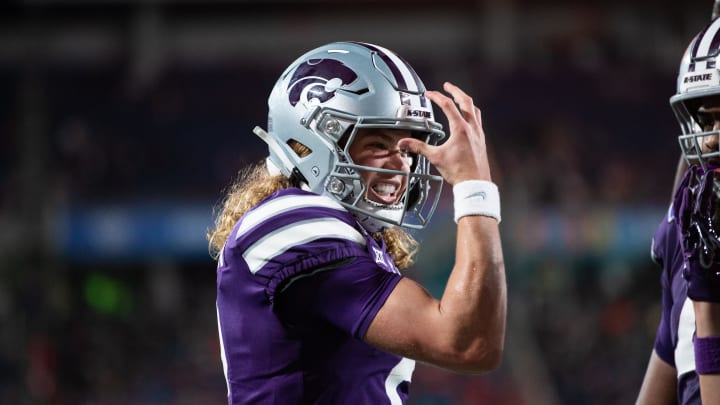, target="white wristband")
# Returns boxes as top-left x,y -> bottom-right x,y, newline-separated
453,180 -> 501,223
